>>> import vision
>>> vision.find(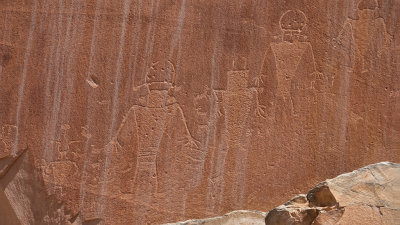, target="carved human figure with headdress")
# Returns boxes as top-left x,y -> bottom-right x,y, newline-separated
333,0 -> 393,168
335,0 -> 392,73
209,58 -> 259,208
257,9 -> 322,120
101,60 -> 202,216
